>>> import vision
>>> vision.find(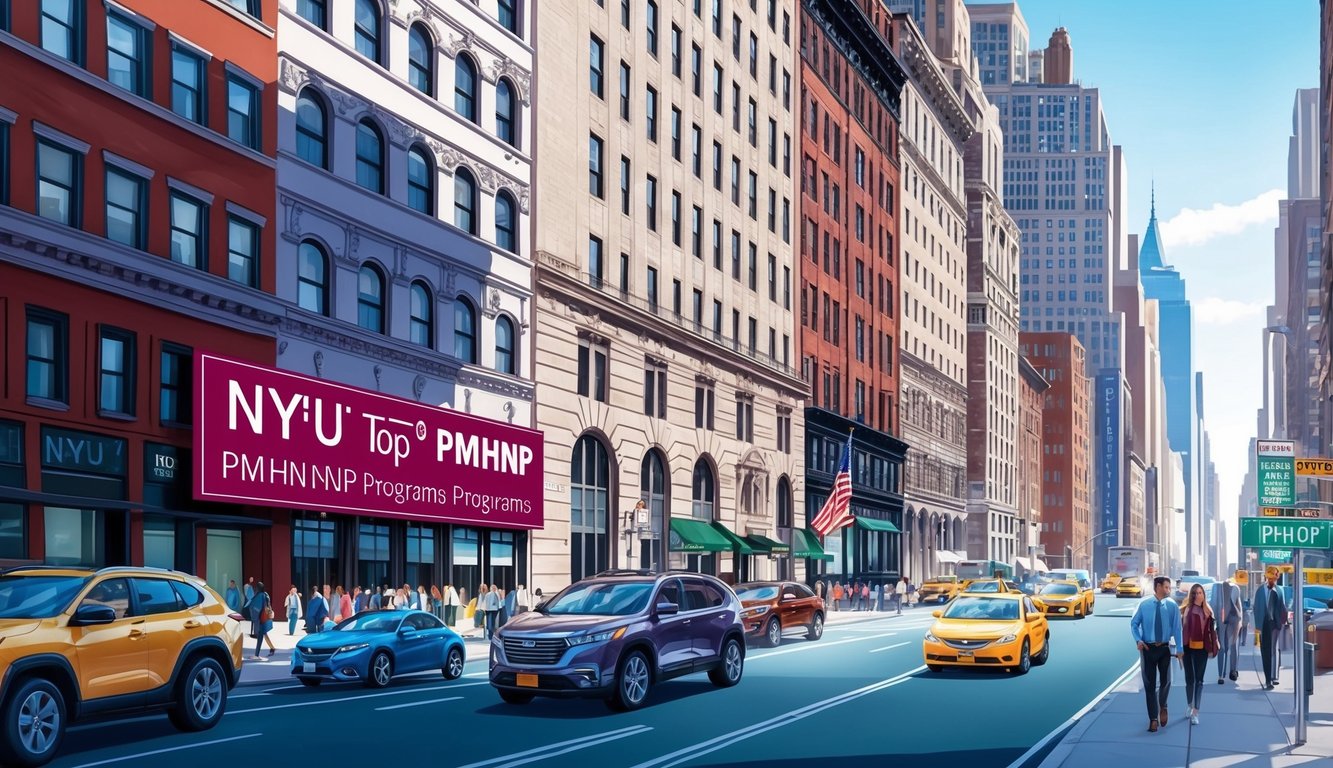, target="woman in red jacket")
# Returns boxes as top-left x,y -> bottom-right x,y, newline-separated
1180,583 -> 1219,724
